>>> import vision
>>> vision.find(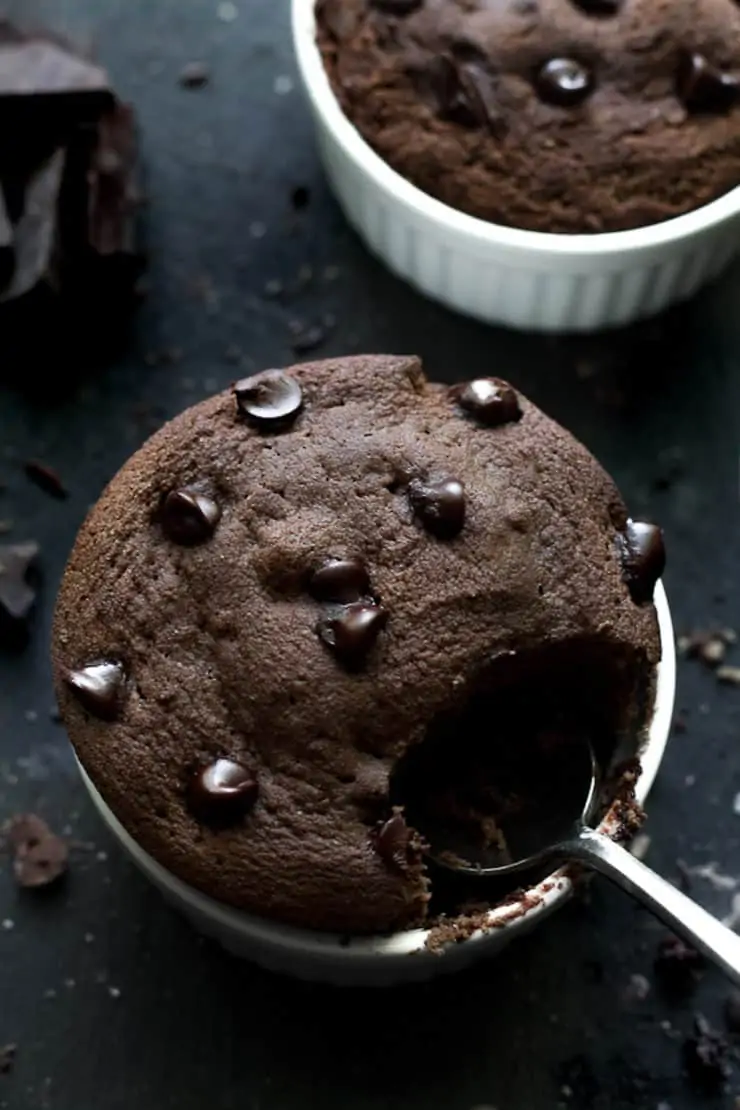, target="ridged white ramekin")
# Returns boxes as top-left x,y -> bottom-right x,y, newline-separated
292,0 -> 740,332
76,584 -> 675,987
